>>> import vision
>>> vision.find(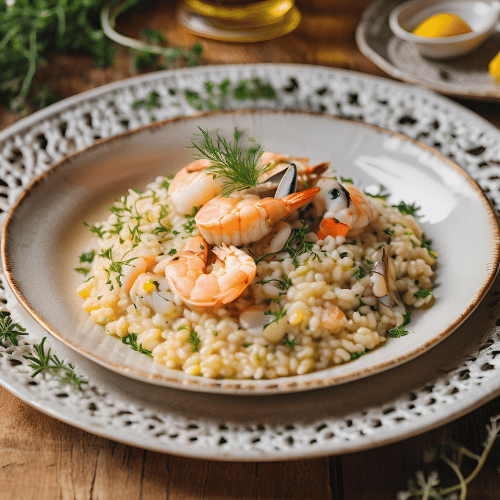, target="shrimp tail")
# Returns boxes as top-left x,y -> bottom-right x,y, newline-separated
264,187 -> 320,224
